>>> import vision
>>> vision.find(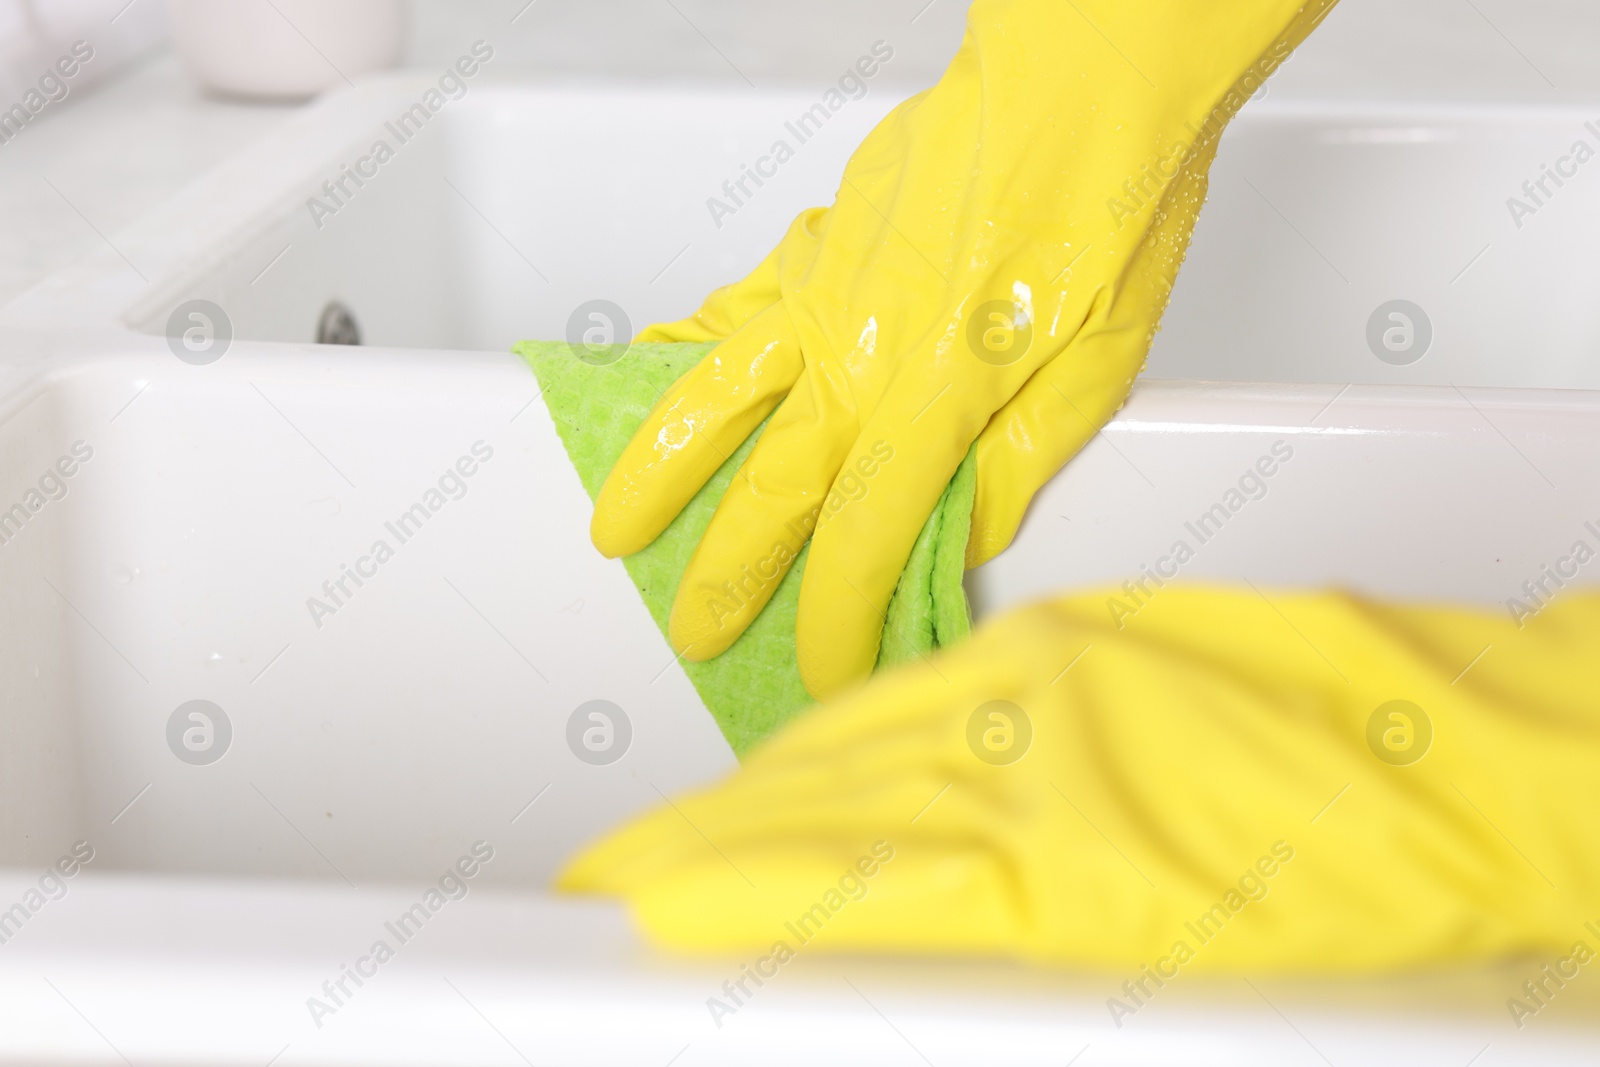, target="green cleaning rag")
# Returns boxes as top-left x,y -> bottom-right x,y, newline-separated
515,340 -> 976,756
